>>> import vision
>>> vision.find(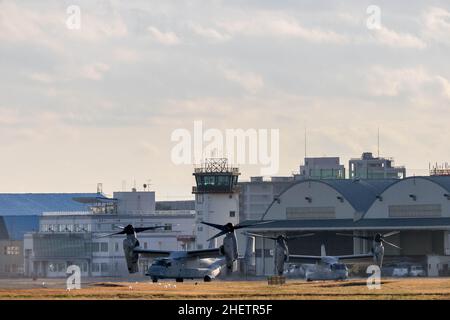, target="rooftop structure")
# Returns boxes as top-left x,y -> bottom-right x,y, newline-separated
297,157 -> 345,180
193,158 -> 240,194
349,152 -> 406,180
